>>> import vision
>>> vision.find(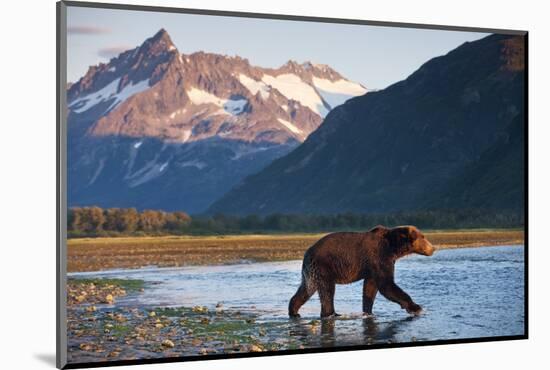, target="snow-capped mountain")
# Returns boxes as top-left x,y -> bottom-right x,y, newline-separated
67,29 -> 368,213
